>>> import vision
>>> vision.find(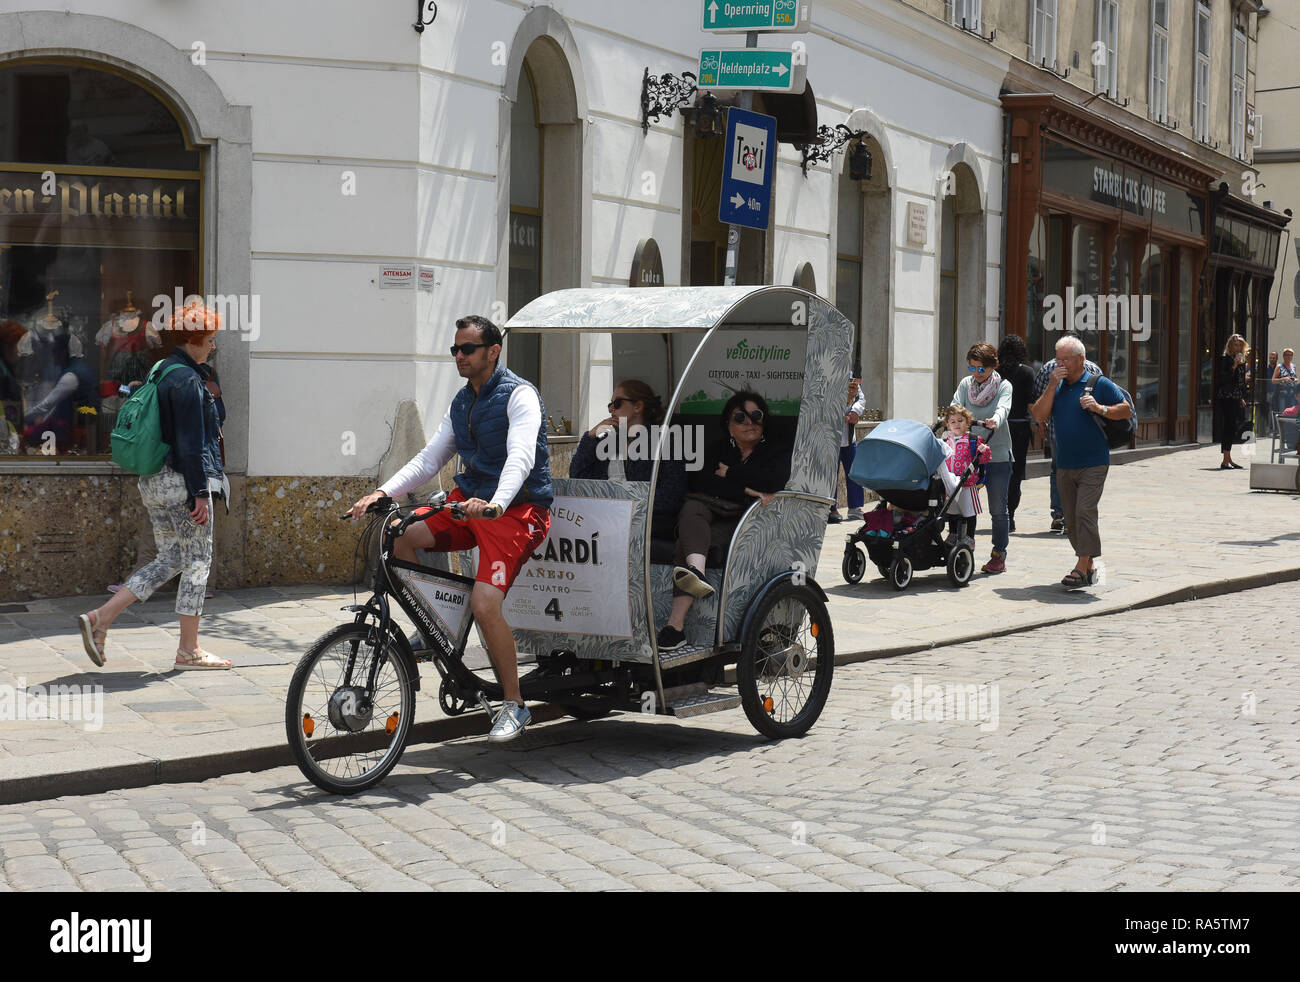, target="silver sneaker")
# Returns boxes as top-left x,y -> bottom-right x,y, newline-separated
488,700 -> 531,743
